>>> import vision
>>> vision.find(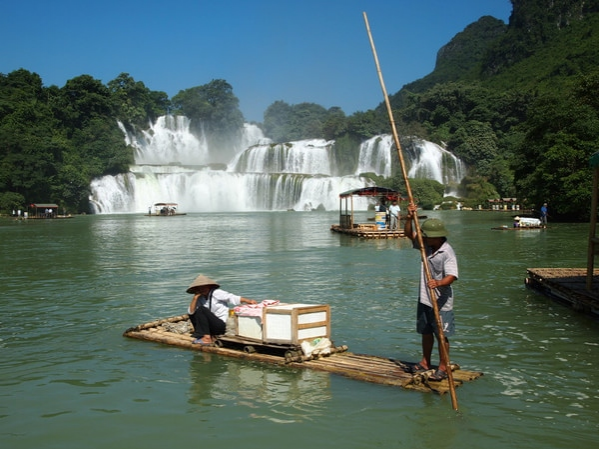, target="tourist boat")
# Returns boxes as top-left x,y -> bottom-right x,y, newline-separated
330,186 -> 407,238
22,203 -> 73,219
146,202 -> 186,216
123,302 -> 483,394
491,216 -> 545,230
